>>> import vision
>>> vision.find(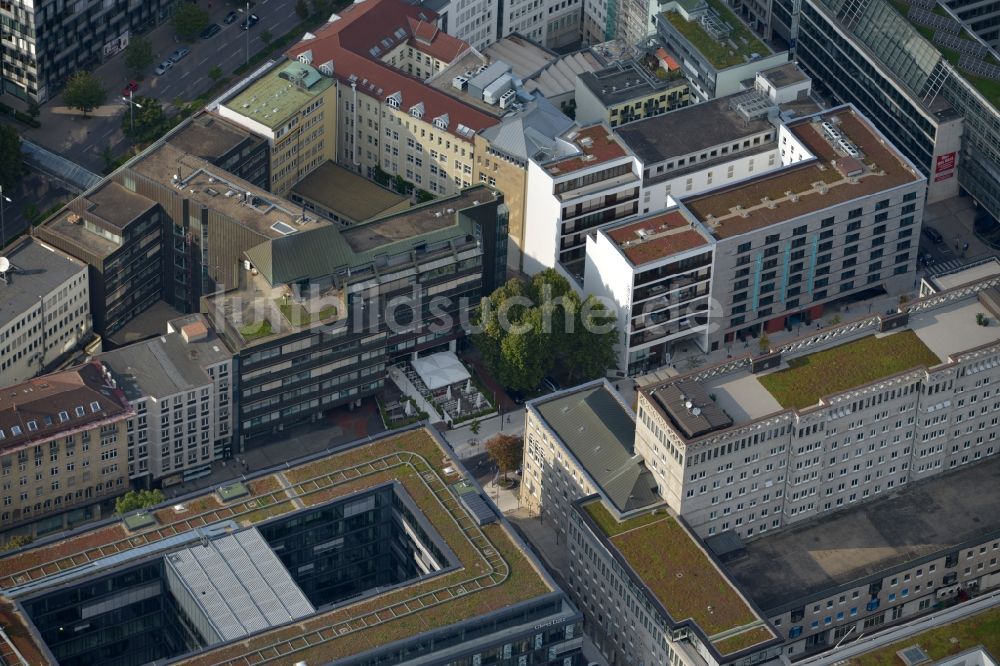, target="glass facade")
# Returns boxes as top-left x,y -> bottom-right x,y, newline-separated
22,561 -> 201,666
785,0 -> 1000,219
